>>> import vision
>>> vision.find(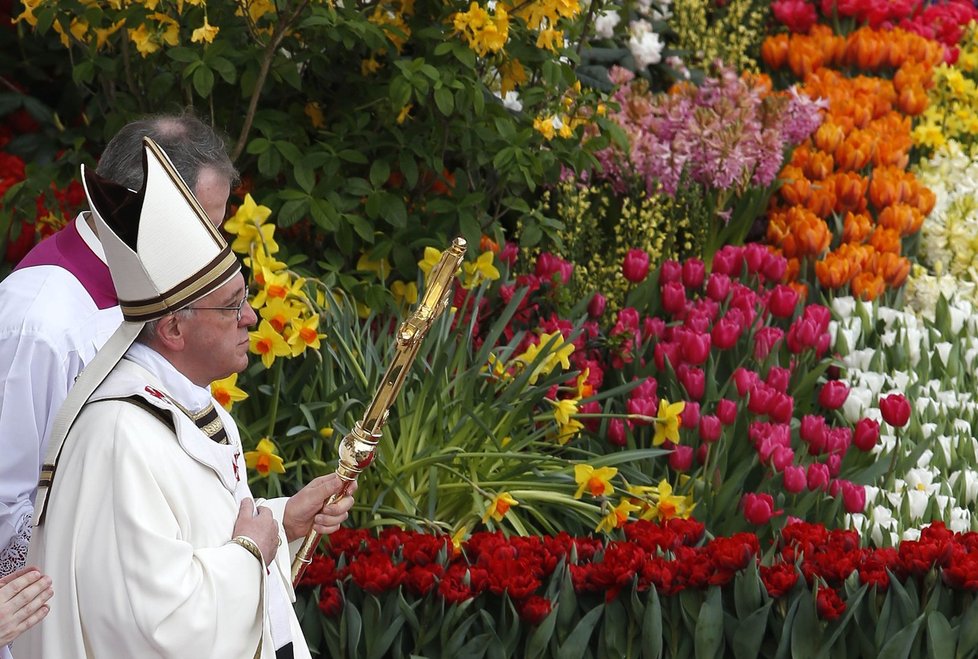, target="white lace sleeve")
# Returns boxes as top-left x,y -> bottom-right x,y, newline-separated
0,512 -> 32,578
